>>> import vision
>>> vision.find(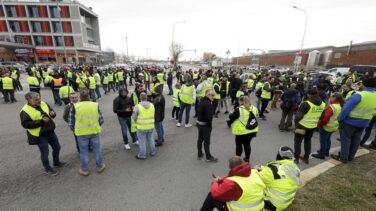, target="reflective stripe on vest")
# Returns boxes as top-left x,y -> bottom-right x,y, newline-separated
348,91 -> 376,120
299,101 -> 325,129
21,102 -> 51,137
180,85 -> 194,104
323,104 -> 342,132
173,89 -> 180,107
136,104 -> 155,130
2,77 -> 14,90
74,101 -> 101,136
261,82 -> 271,100
226,169 -> 265,211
